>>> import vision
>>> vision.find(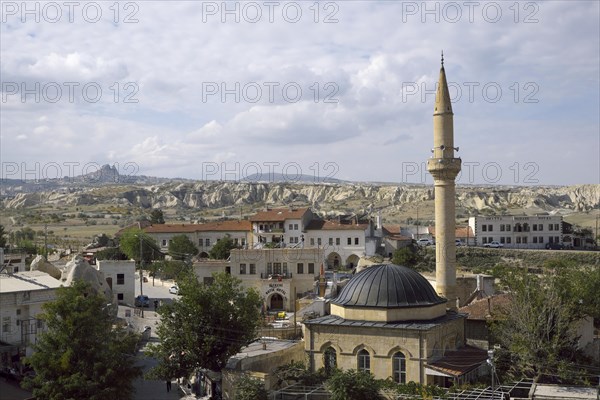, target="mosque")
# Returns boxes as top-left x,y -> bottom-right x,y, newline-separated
303,56 -> 489,386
